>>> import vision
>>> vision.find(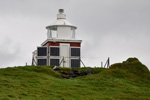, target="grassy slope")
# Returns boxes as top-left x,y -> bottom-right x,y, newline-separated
0,59 -> 150,100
